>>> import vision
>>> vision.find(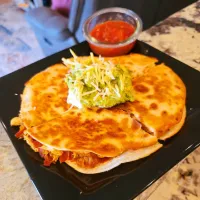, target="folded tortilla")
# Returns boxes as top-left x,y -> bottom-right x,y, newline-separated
12,53 -> 186,174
